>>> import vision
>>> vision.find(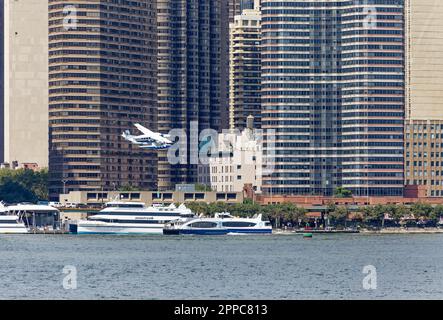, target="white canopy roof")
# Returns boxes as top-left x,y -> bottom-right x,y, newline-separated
6,204 -> 59,212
